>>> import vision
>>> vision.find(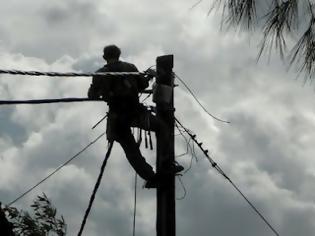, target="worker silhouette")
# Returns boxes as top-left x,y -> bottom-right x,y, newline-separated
88,45 -> 183,188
